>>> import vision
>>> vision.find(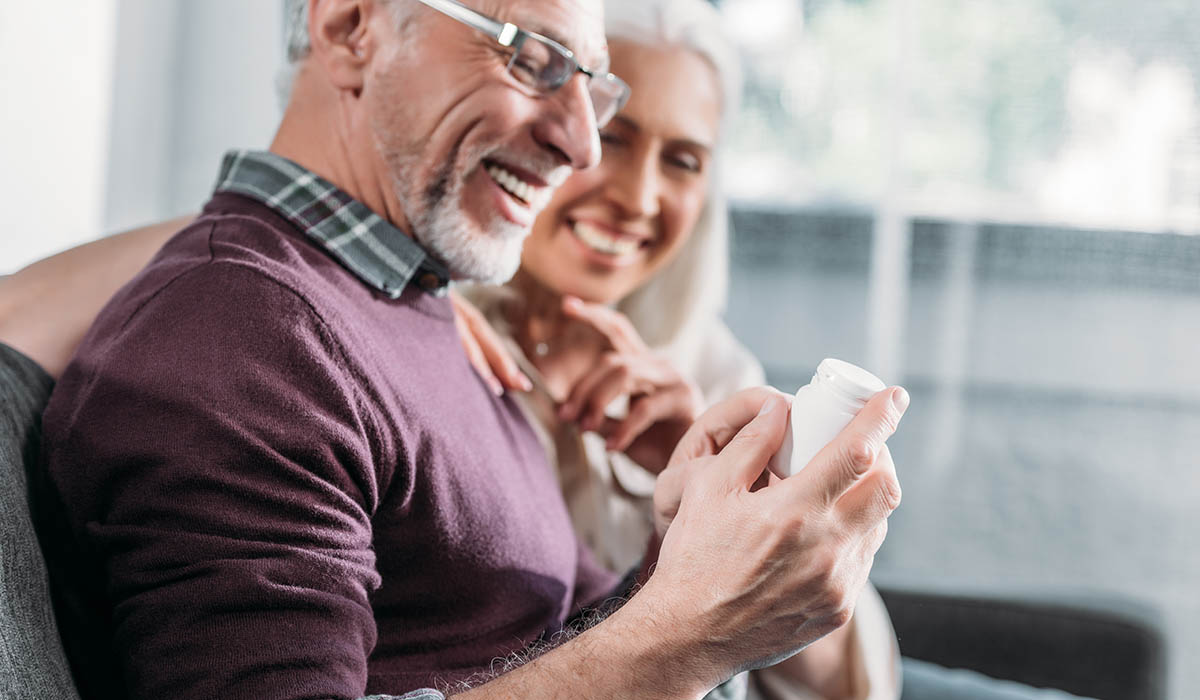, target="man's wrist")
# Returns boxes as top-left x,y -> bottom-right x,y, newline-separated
636,531 -> 662,586
452,588 -> 726,700
585,587 -> 728,698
